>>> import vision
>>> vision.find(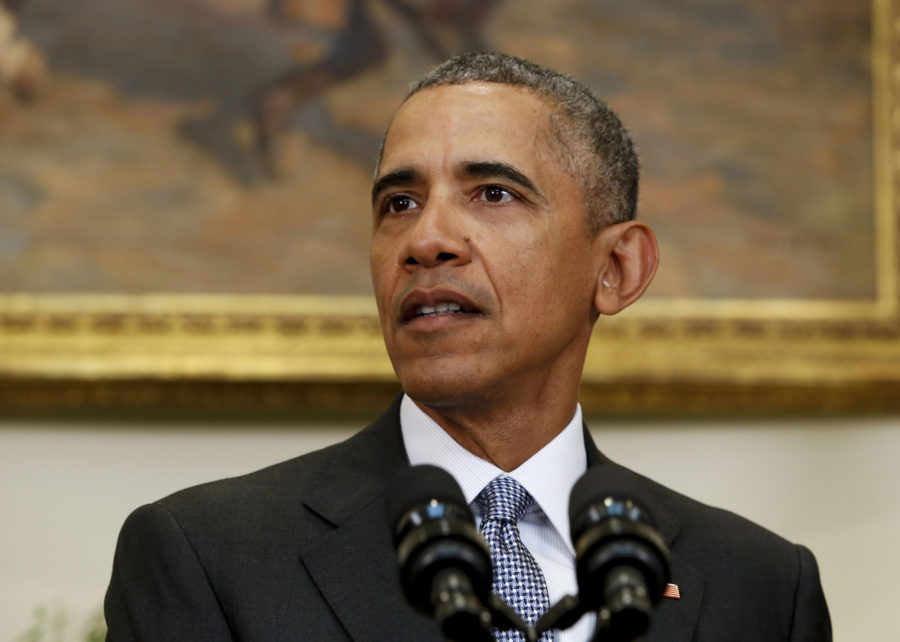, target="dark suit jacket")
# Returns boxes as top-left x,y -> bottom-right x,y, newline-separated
105,397 -> 831,640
